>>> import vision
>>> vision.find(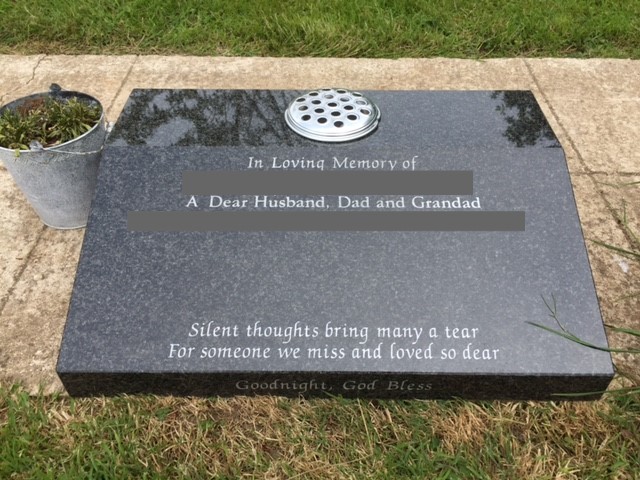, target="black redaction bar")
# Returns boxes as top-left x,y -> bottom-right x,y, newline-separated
128,211 -> 525,232
182,171 -> 473,195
